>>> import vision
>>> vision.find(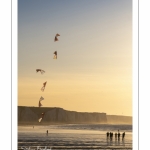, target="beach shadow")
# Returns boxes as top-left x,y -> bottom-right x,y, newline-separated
122,138 -> 125,146
106,138 -> 110,146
